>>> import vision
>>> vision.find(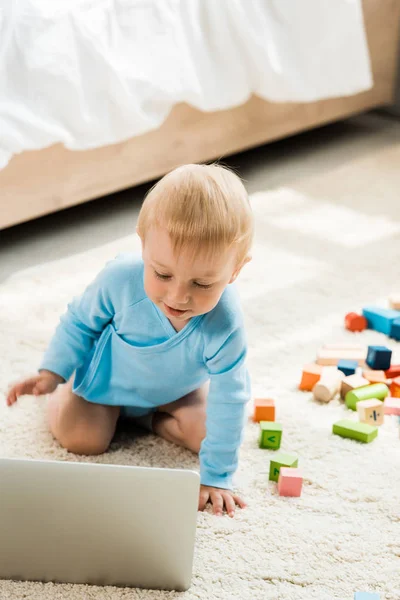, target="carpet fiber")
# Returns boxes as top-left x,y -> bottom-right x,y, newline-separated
1,145 -> 400,599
